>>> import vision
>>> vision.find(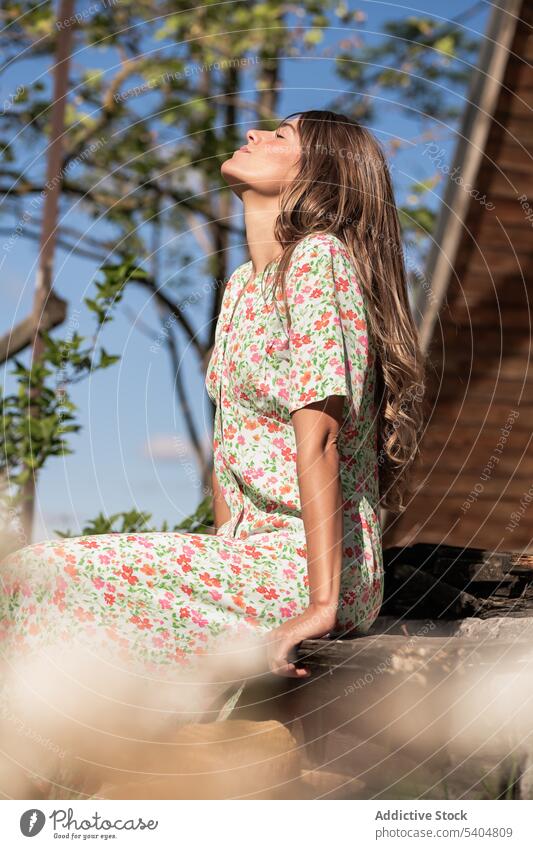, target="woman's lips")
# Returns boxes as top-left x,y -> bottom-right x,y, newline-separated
236,146 -> 251,154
